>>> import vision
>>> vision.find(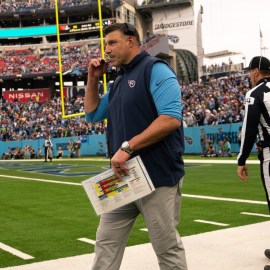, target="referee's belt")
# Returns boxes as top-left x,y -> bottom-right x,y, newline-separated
258,142 -> 270,148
